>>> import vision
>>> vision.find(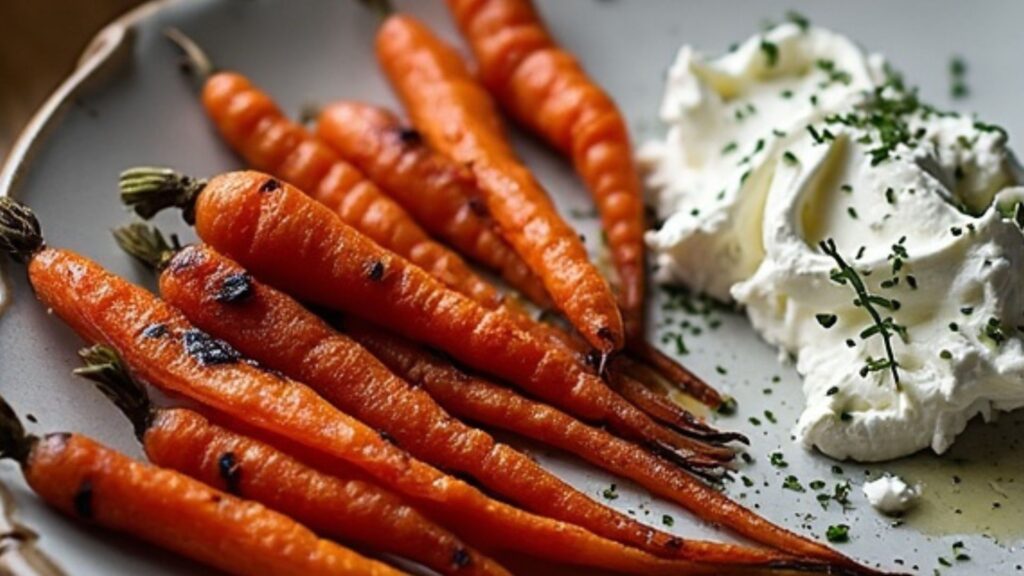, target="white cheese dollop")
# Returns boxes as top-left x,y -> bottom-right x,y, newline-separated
642,23 -> 1024,461
862,475 -> 920,515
